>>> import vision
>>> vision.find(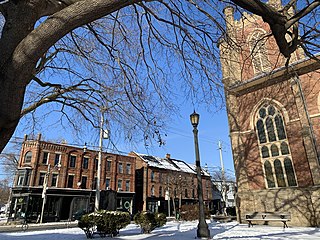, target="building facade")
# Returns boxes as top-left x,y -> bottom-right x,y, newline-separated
10,134 -> 135,222
219,1 -> 320,226
130,152 -> 215,216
